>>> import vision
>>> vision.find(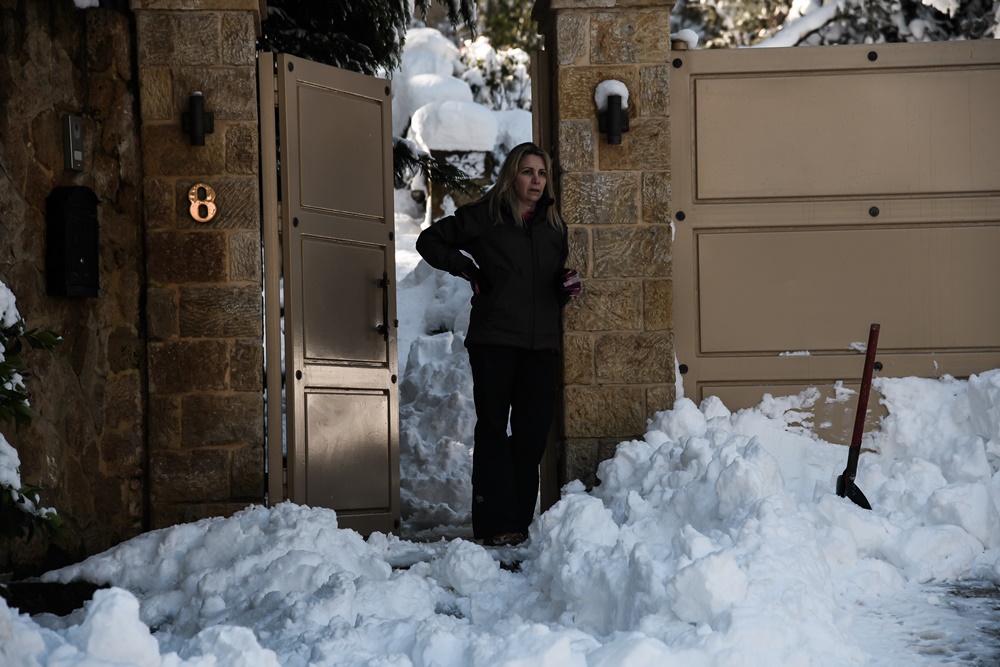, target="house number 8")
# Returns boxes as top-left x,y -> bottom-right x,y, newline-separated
188,183 -> 218,222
